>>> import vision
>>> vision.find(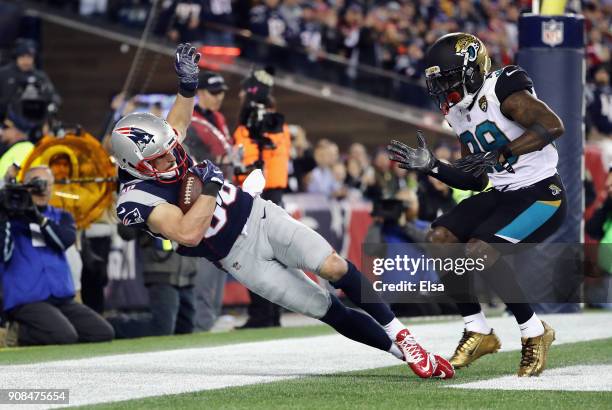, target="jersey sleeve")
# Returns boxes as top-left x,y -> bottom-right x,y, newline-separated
494,65 -> 534,105
116,187 -> 167,230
